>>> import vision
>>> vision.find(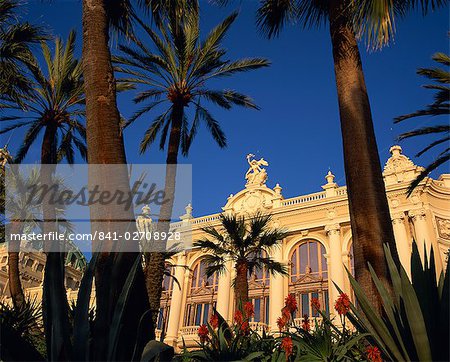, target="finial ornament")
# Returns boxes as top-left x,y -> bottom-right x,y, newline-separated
245,153 -> 269,187
389,145 -> 402,157
325,170 -> 335,184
